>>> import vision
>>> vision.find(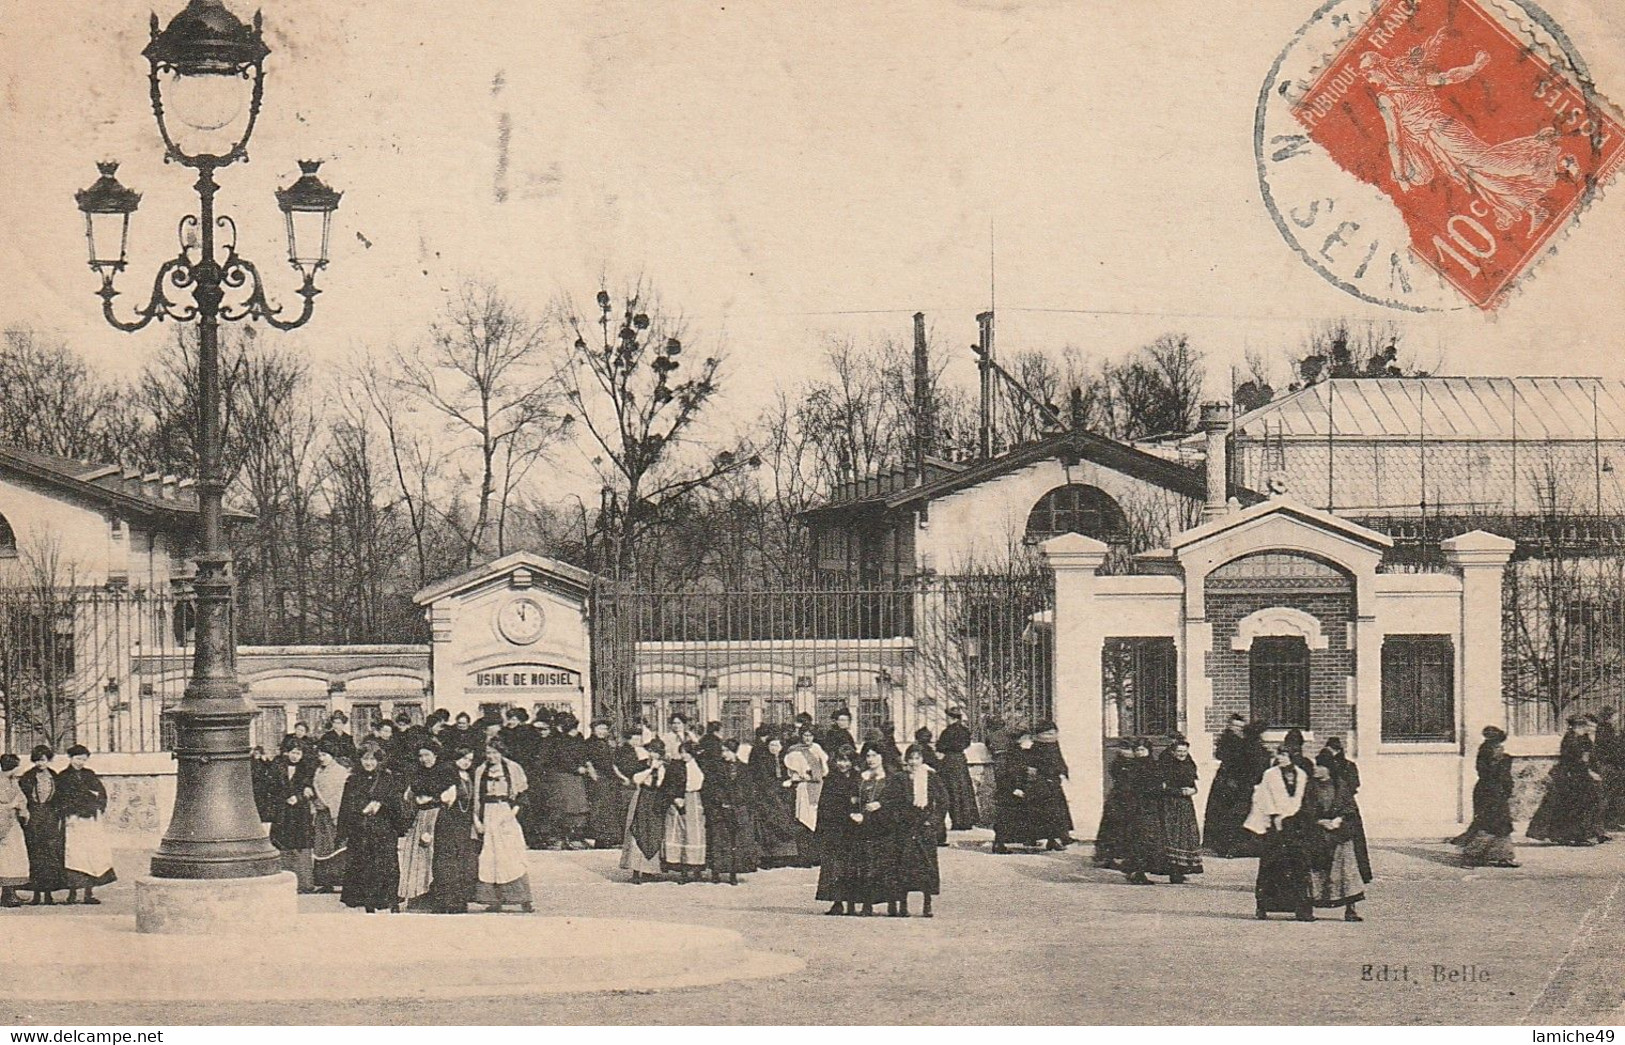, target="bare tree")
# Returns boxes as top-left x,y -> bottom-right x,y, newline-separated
397,281 -> 561,568
1287,318 -> 1436,390
0,326 -> 138,463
